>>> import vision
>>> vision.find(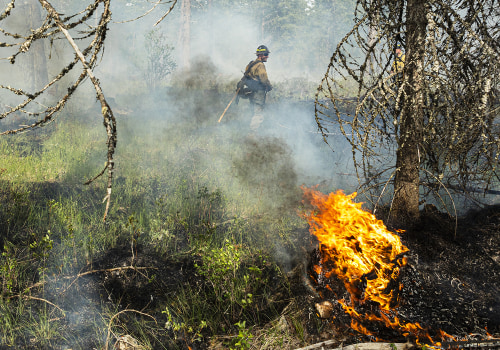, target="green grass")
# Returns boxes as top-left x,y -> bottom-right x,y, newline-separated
0,88 -> 315,349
